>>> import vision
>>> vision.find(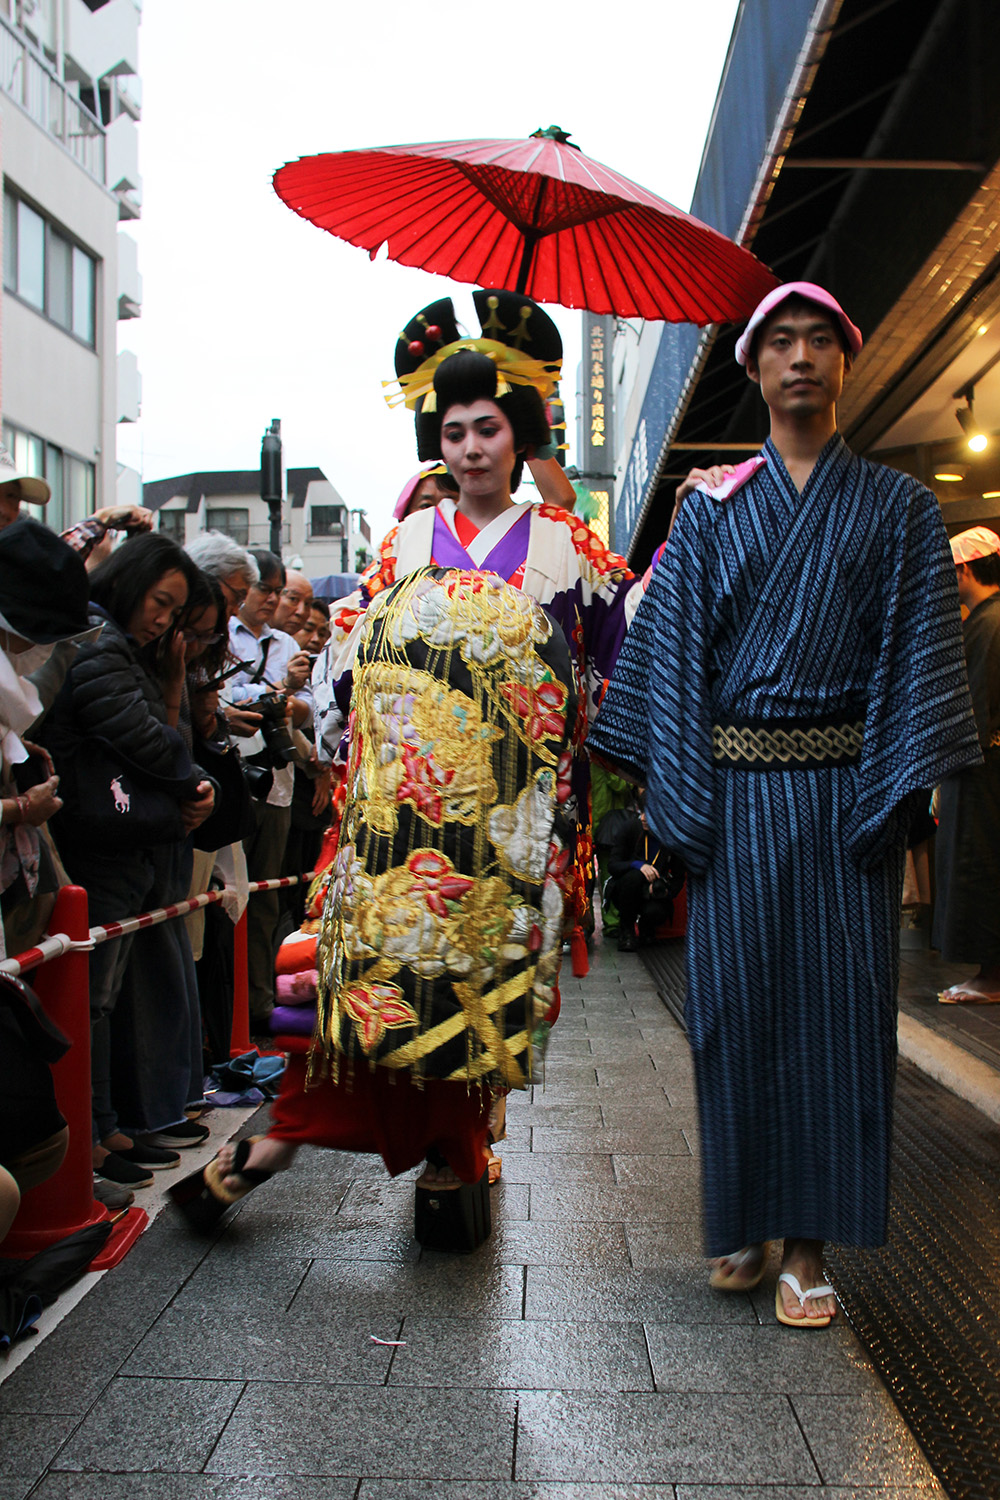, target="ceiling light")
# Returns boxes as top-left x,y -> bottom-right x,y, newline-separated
983,490 -> 1000,499
935,464 -> 968,482
978,324 -> 989,336
956,389 -> 989,452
